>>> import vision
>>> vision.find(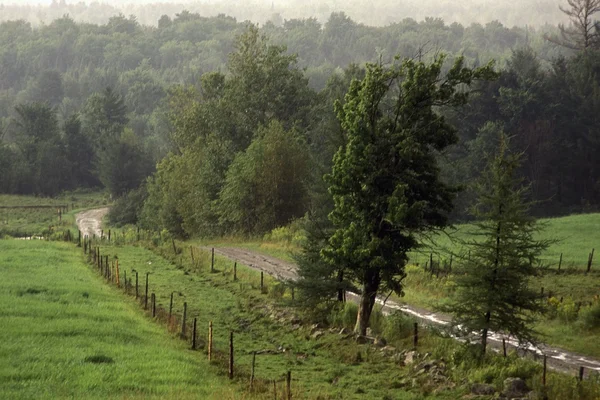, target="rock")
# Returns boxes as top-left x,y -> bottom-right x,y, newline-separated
380,345 -> 397,354
471,383 -> 496,396
502,377 -> 529,399
311,330 -> 324,340
404,350 -> 418,365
